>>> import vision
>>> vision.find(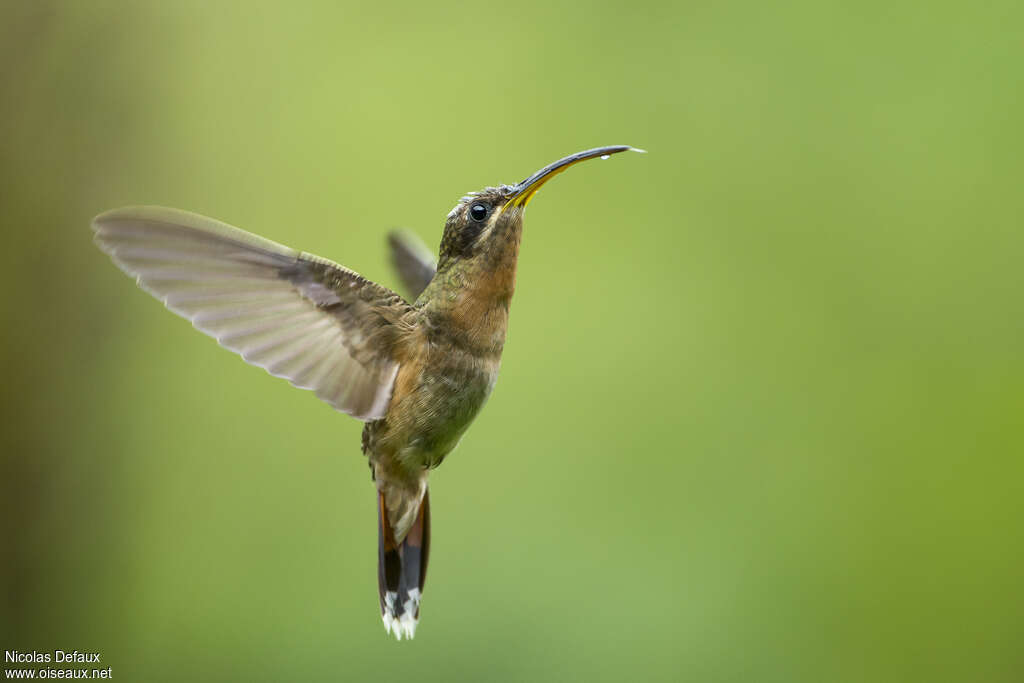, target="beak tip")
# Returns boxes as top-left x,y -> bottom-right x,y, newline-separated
507,145 -> 645,206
